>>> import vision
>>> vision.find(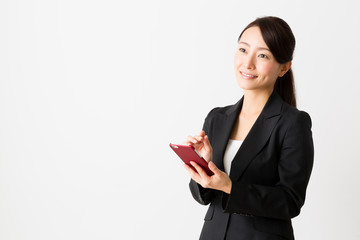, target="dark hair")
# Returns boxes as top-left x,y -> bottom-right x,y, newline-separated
238,16 -> 297,107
